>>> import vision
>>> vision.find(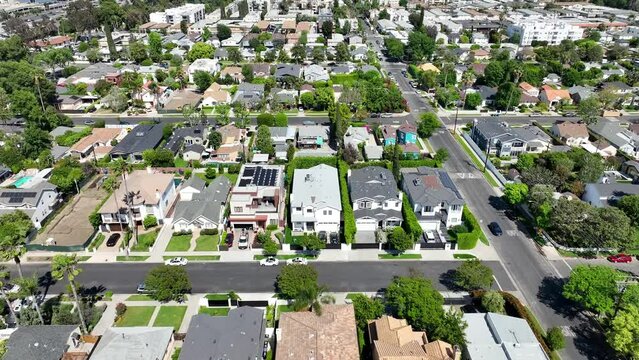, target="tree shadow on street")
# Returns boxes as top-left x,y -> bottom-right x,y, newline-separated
571,317 -> 618,360
488,195 -> 509,212
37,272 -> 56,297
438,269 -> 463,292
537,276 -> 580,321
